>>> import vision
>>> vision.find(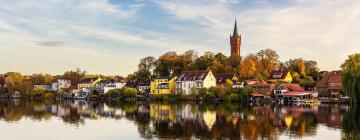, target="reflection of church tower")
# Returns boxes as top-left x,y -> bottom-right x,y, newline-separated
230,19 -> 241,57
